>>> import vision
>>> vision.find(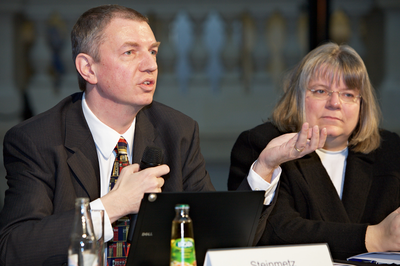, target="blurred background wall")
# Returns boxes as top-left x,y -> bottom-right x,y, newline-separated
1,0 -> 400,210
